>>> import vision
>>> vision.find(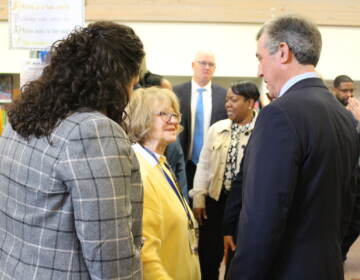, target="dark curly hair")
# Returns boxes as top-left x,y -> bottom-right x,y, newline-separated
8,21 -> 144,140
